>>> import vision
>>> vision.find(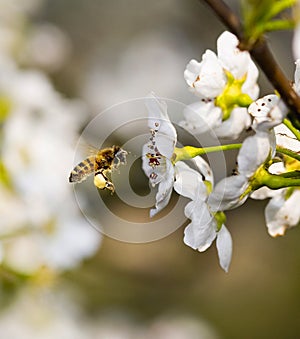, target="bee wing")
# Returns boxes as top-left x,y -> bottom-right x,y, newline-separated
86,144 -> 101,156
77,141 -> 100,156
